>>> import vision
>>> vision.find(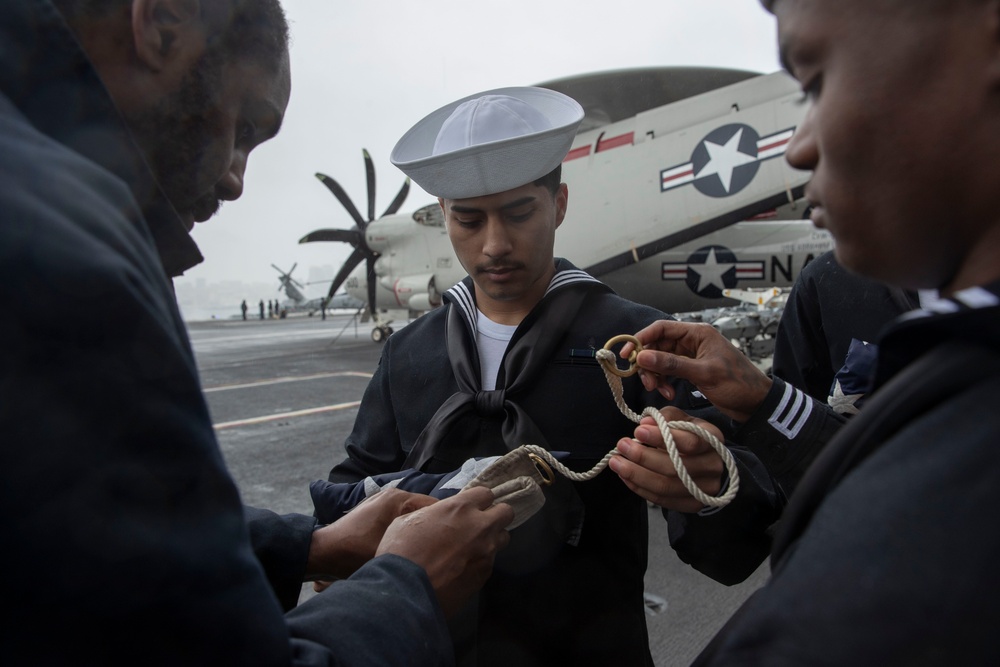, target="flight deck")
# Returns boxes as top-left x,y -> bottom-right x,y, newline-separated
187,313 -> 768,667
